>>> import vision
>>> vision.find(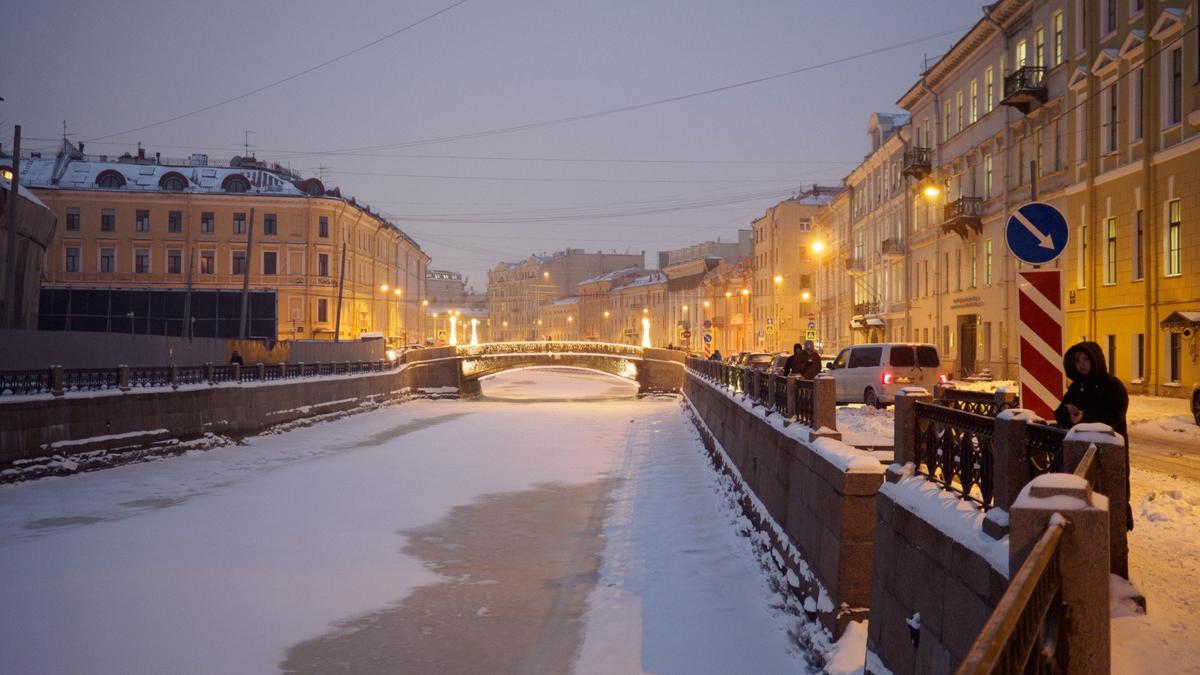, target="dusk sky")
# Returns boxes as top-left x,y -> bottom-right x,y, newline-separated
4,0 -> 985,289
